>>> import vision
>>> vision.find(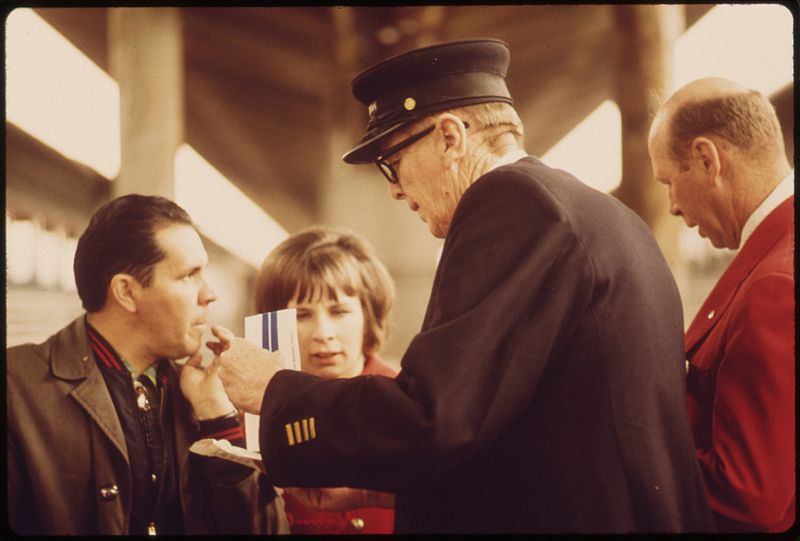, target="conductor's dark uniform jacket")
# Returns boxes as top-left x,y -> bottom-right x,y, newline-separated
256,156 -> 714,533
